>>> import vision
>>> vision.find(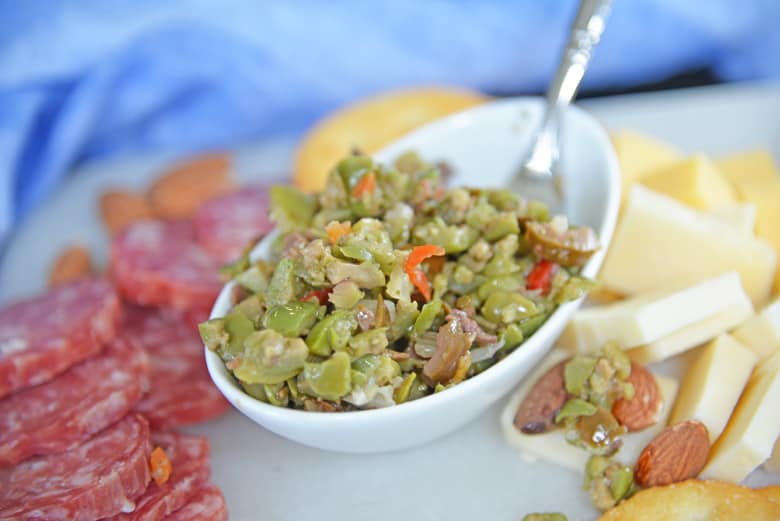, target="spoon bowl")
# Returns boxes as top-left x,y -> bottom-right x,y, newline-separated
205,96 -> 620,453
